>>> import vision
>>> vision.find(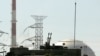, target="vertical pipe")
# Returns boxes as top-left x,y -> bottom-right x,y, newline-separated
74,2 -> 77,48
11,0 -> 17,48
